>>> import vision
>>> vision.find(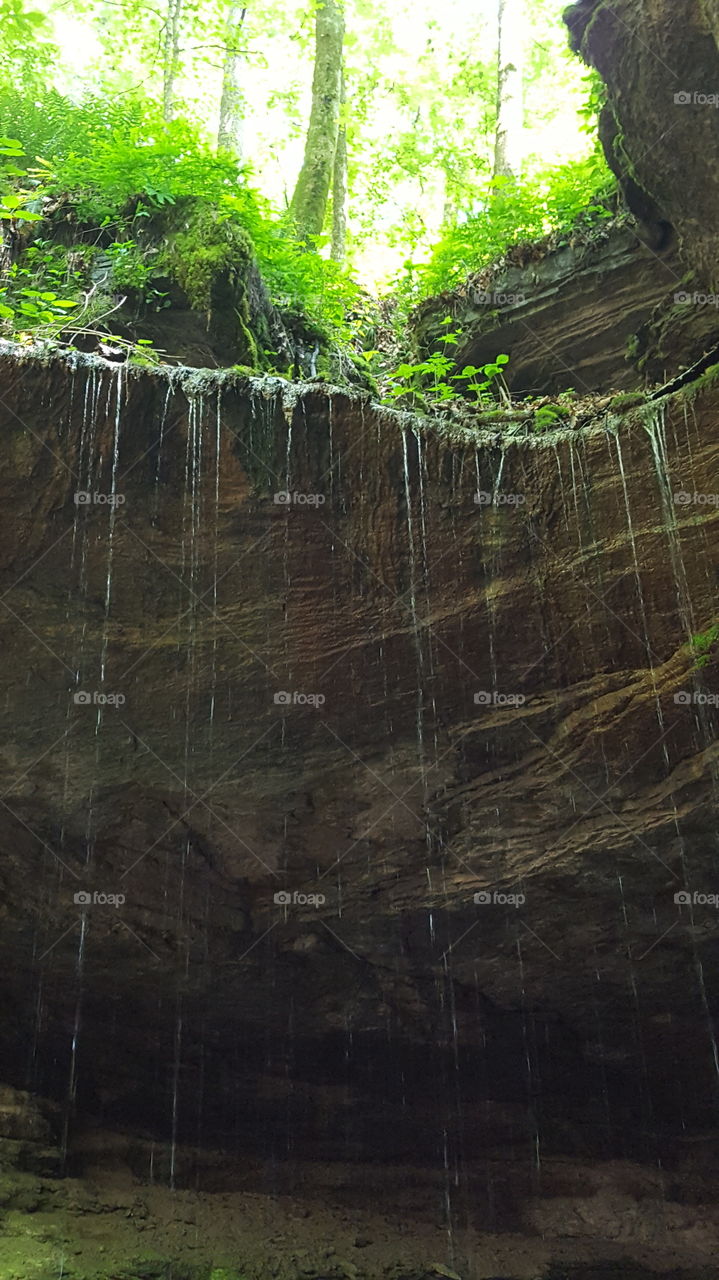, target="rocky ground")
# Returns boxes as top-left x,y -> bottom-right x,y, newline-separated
2,1085 -> 719,1280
